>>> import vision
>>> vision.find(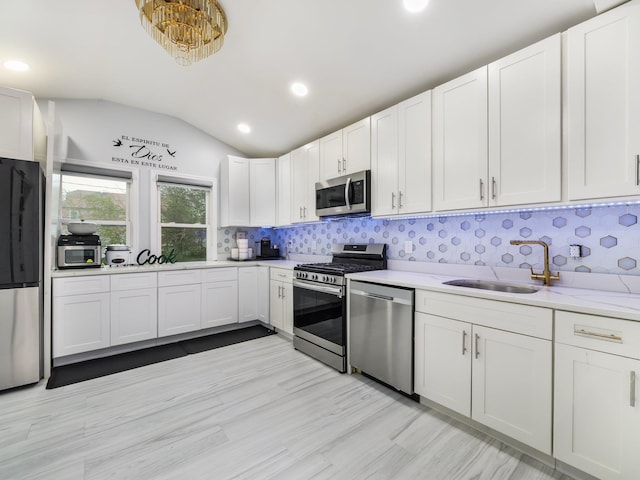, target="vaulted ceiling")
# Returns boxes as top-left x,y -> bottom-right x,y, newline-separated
0,1 -> 598,157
